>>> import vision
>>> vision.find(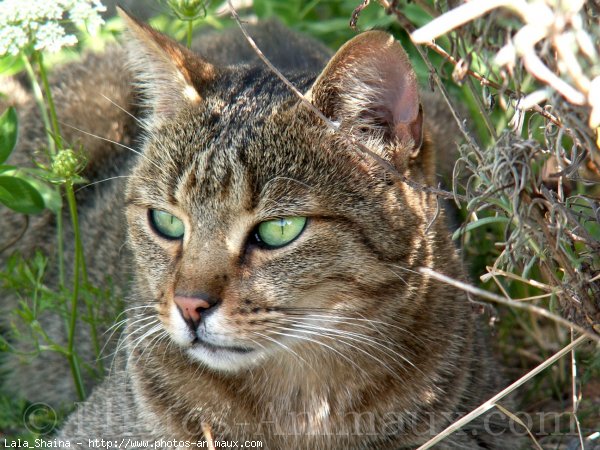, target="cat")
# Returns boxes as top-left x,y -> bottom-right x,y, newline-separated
0,9 -> 512,449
